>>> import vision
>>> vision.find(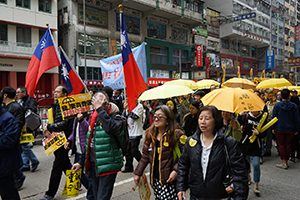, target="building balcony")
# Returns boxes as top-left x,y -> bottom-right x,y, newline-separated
0,40 -> 36,57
